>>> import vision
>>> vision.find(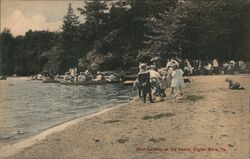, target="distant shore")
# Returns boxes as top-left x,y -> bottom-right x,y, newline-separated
1,75 -> 249,159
